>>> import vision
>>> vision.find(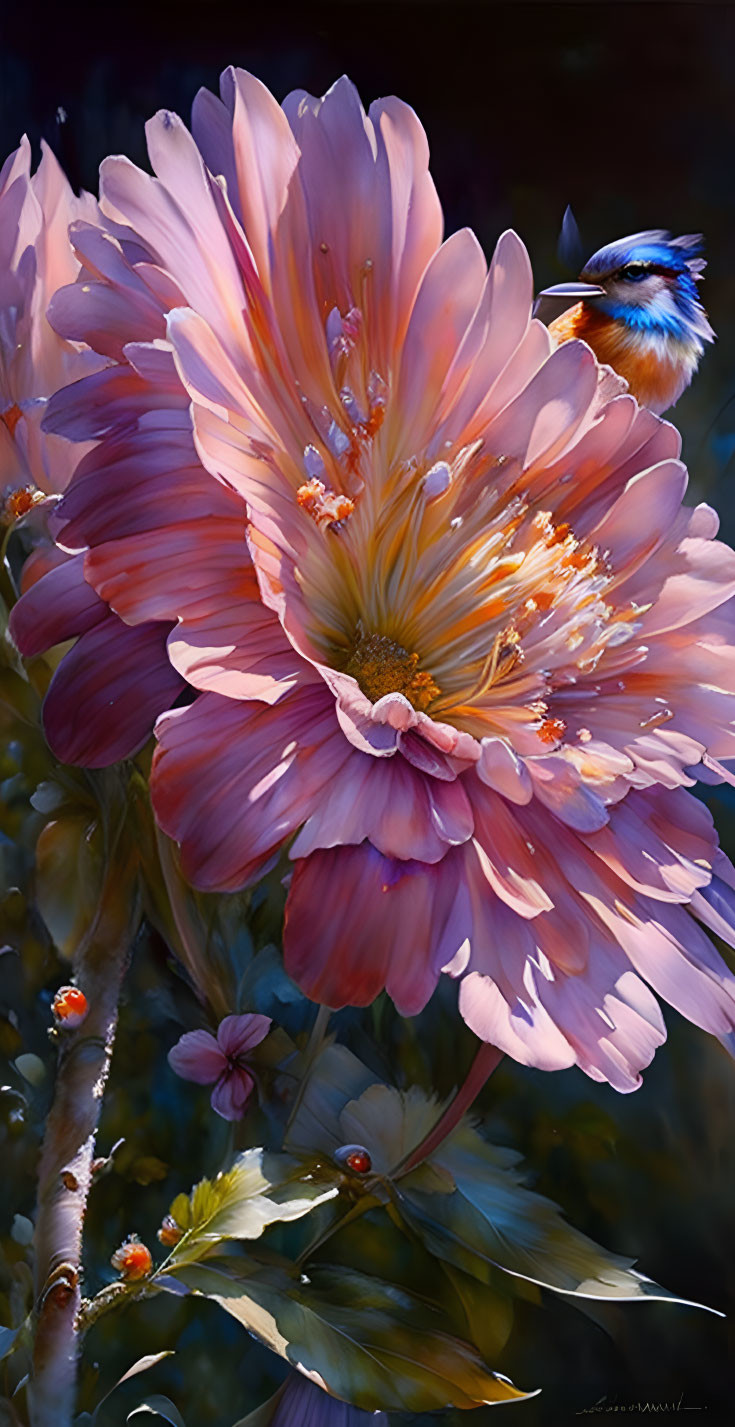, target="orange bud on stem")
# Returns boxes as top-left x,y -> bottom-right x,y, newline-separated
110,1235 -> 153,1281
52,986 -> 89,1029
